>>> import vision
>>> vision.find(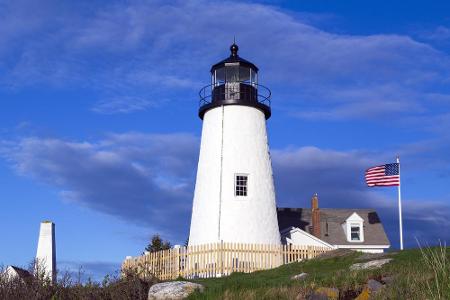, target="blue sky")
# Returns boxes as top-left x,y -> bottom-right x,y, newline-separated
1,0 -> 450,280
